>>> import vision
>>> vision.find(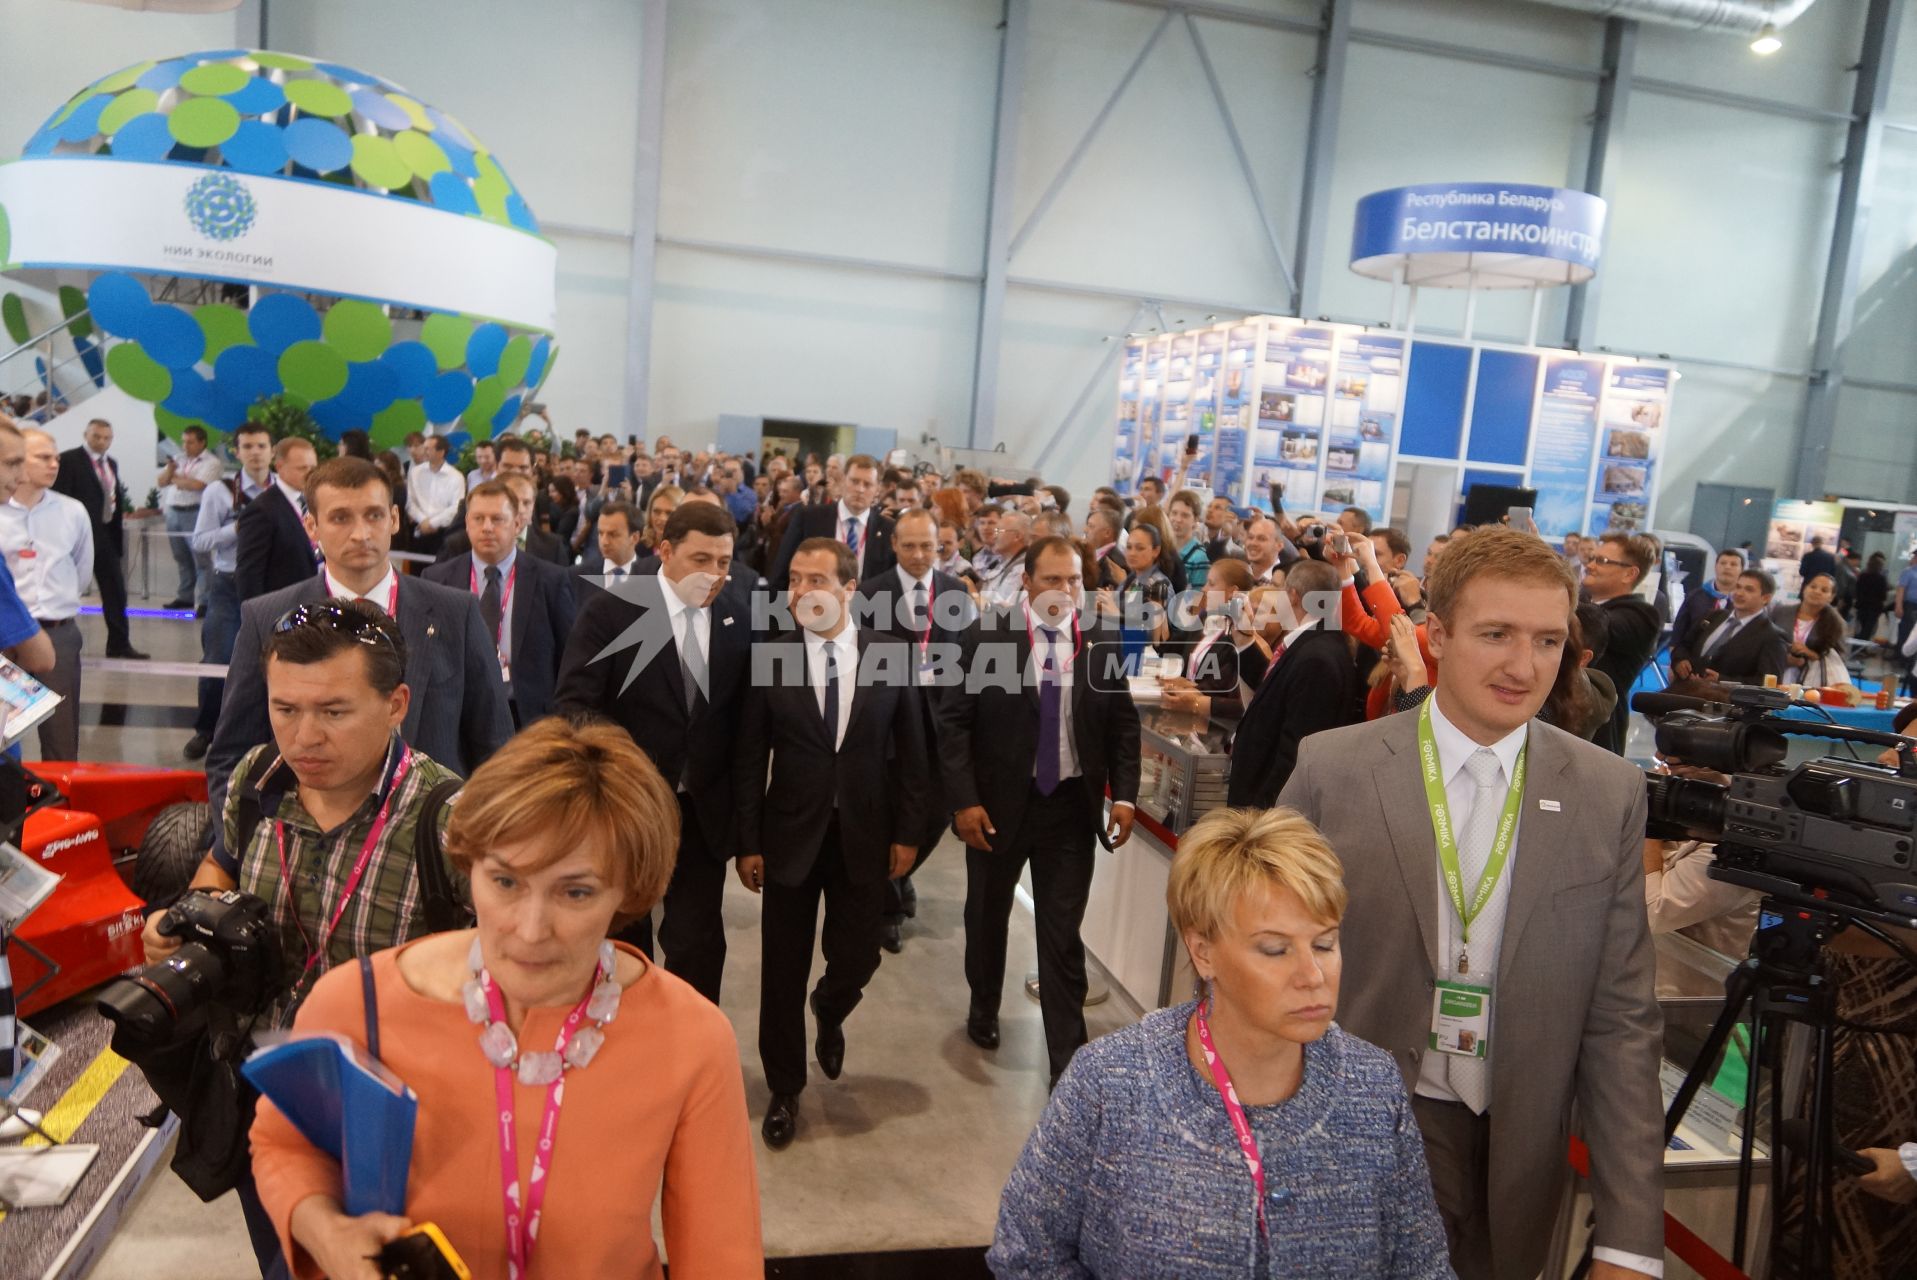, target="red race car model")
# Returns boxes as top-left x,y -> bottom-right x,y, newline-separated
8,760 -> 208,1018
